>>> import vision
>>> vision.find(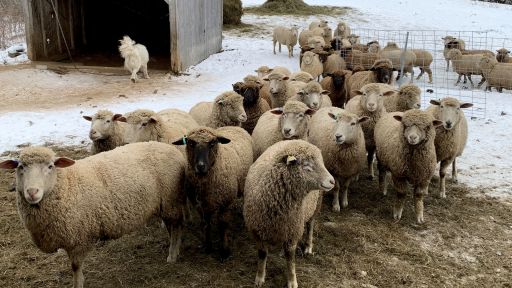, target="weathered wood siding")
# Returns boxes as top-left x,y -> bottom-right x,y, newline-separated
169,0 -> 222,72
